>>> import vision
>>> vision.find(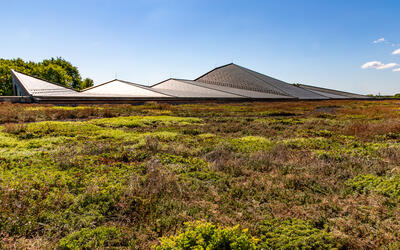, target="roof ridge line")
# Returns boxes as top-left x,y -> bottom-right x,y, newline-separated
298,84 -> 366,97
150,78 -> 175,88
232,65 -> 292,97
116,79 -> 176,97
236,65 -> 328,99
193,63 -> 234,81
80,79 -> 117,92
82,79 -> 175,97
177,79 -> 247,98
11,69 -> 79,92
